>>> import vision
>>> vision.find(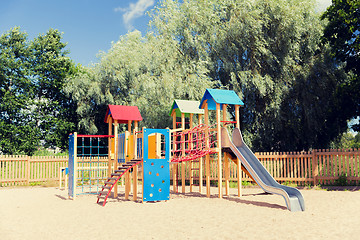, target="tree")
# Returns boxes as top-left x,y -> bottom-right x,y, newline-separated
0,27 -> 78,155
66,30 -> 212,134
0,27 -> 40,154
29,29 -> 78,150
330,131 -> 360,149
67,0 -> 351,151
321,0 -> 360,131
149,0 -> 349,151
